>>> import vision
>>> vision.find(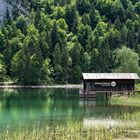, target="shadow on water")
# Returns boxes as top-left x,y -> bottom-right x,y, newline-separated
0,89 -> 139,131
